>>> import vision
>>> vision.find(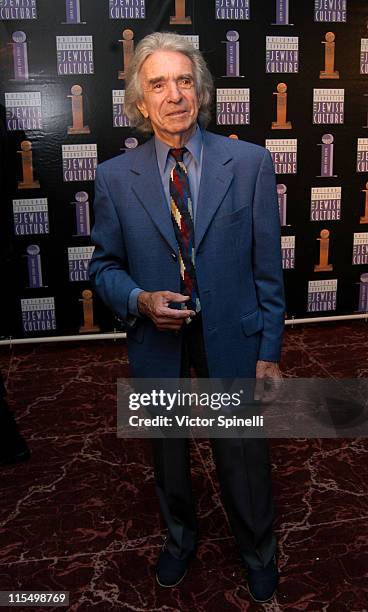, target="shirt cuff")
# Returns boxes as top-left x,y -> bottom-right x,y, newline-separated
128,287 -> 144,317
